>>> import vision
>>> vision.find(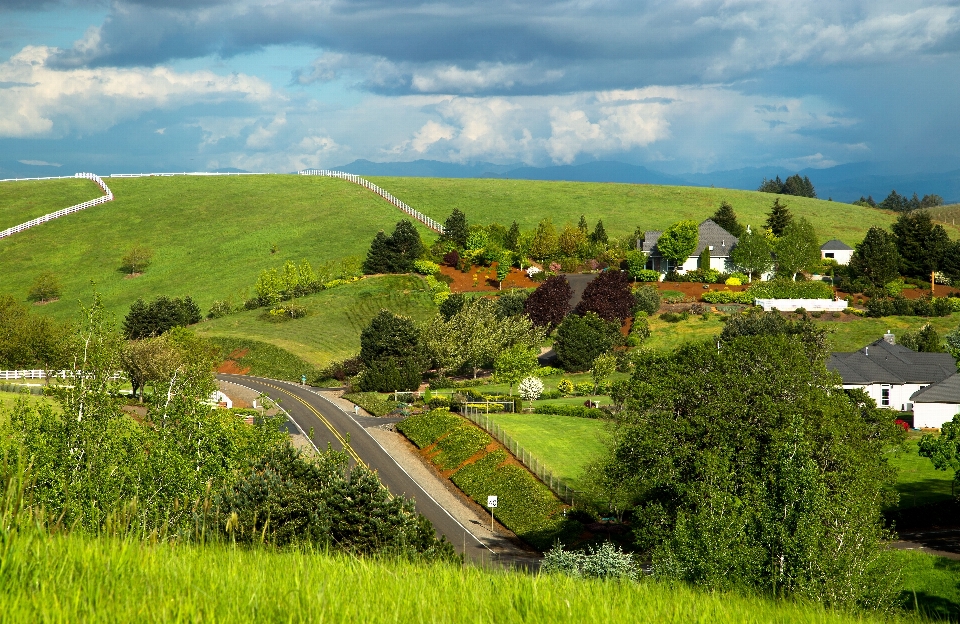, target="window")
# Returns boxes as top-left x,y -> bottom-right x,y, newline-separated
881,385 -> 891,407
825,252 -> 835,259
